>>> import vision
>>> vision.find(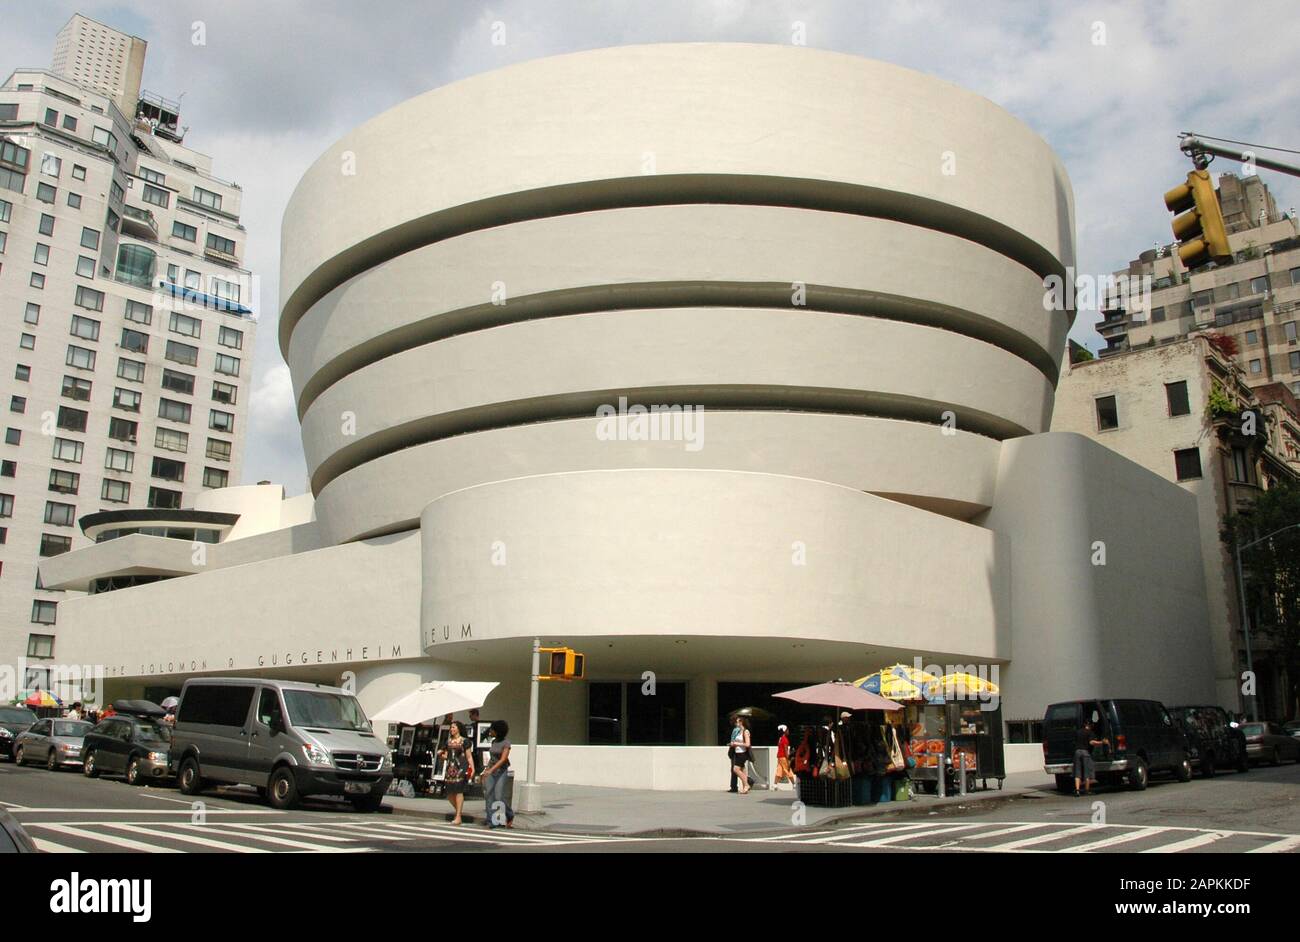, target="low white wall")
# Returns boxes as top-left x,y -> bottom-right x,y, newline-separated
1004,743 -> 1046,775
507,745 -> 774,791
